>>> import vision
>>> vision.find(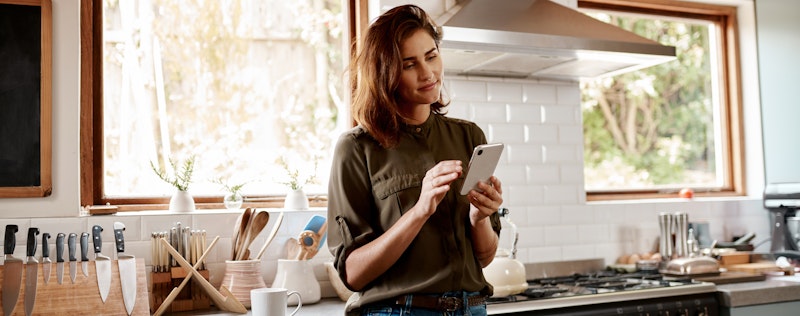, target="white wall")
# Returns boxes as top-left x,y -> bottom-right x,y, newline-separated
0,0 -> 776,299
